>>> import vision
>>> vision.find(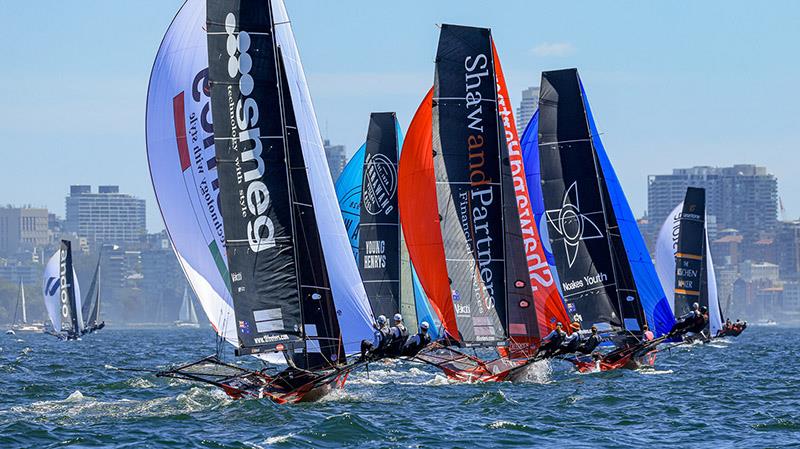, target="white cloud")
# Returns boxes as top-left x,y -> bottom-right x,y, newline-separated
531,42 -> 576,57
